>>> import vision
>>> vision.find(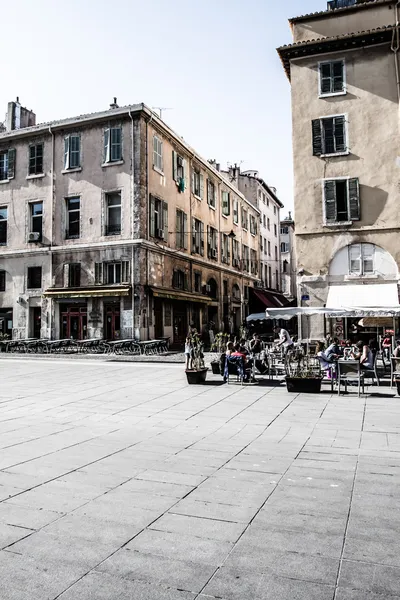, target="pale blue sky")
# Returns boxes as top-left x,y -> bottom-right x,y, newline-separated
2,0 -> 325,212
